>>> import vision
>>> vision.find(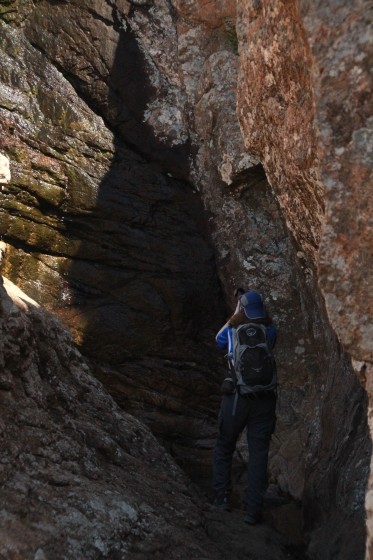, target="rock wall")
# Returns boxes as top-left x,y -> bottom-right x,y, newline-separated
0,152 -> 11,184
237,0 -> 323,259
236,1 -> 372,557
237,0 -> 372,374
1,275 -> 302,560
0,1 -> 226,473
0,1 -> 371,558
0,277 -> 219,559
